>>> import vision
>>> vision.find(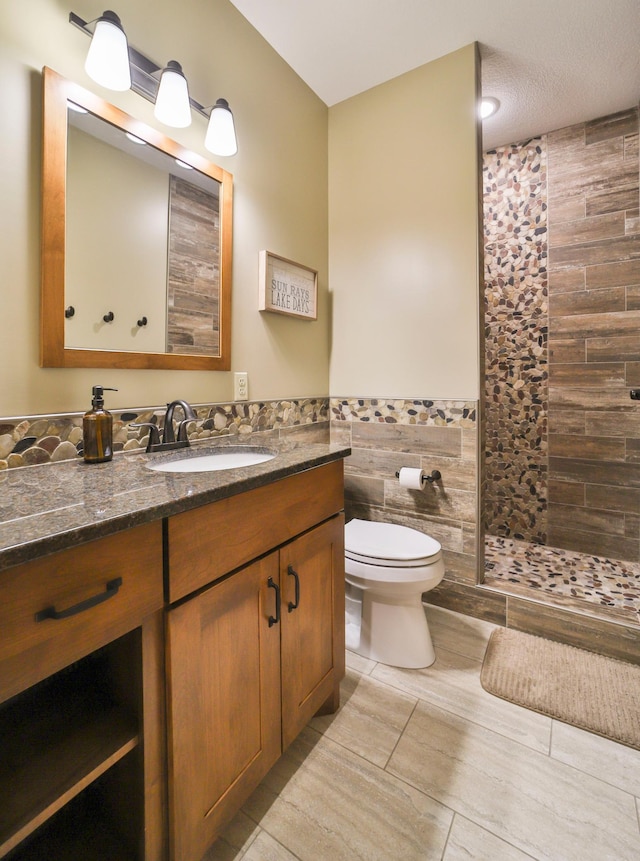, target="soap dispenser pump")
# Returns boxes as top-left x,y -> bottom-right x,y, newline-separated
83,386 -> 118,463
